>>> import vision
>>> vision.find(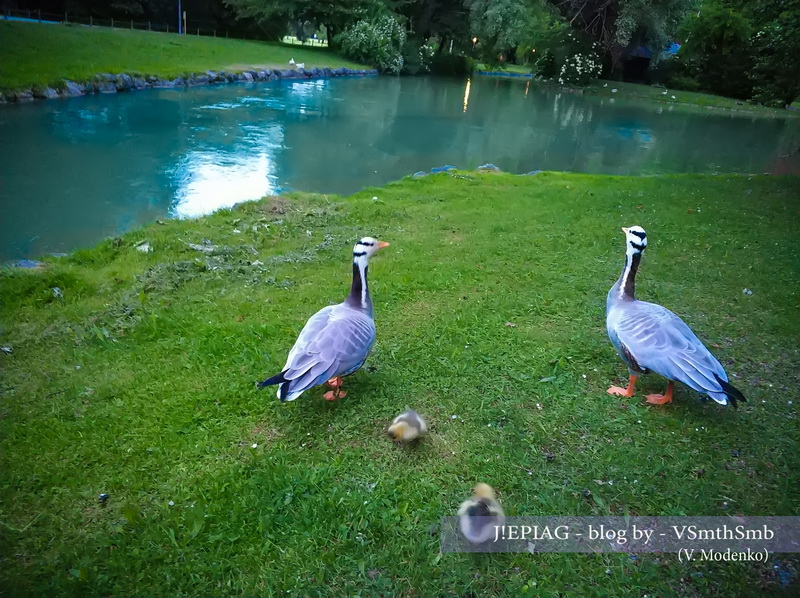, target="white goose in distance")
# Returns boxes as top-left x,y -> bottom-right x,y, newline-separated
606,226 -> 746,408
259,237 -> 390,402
